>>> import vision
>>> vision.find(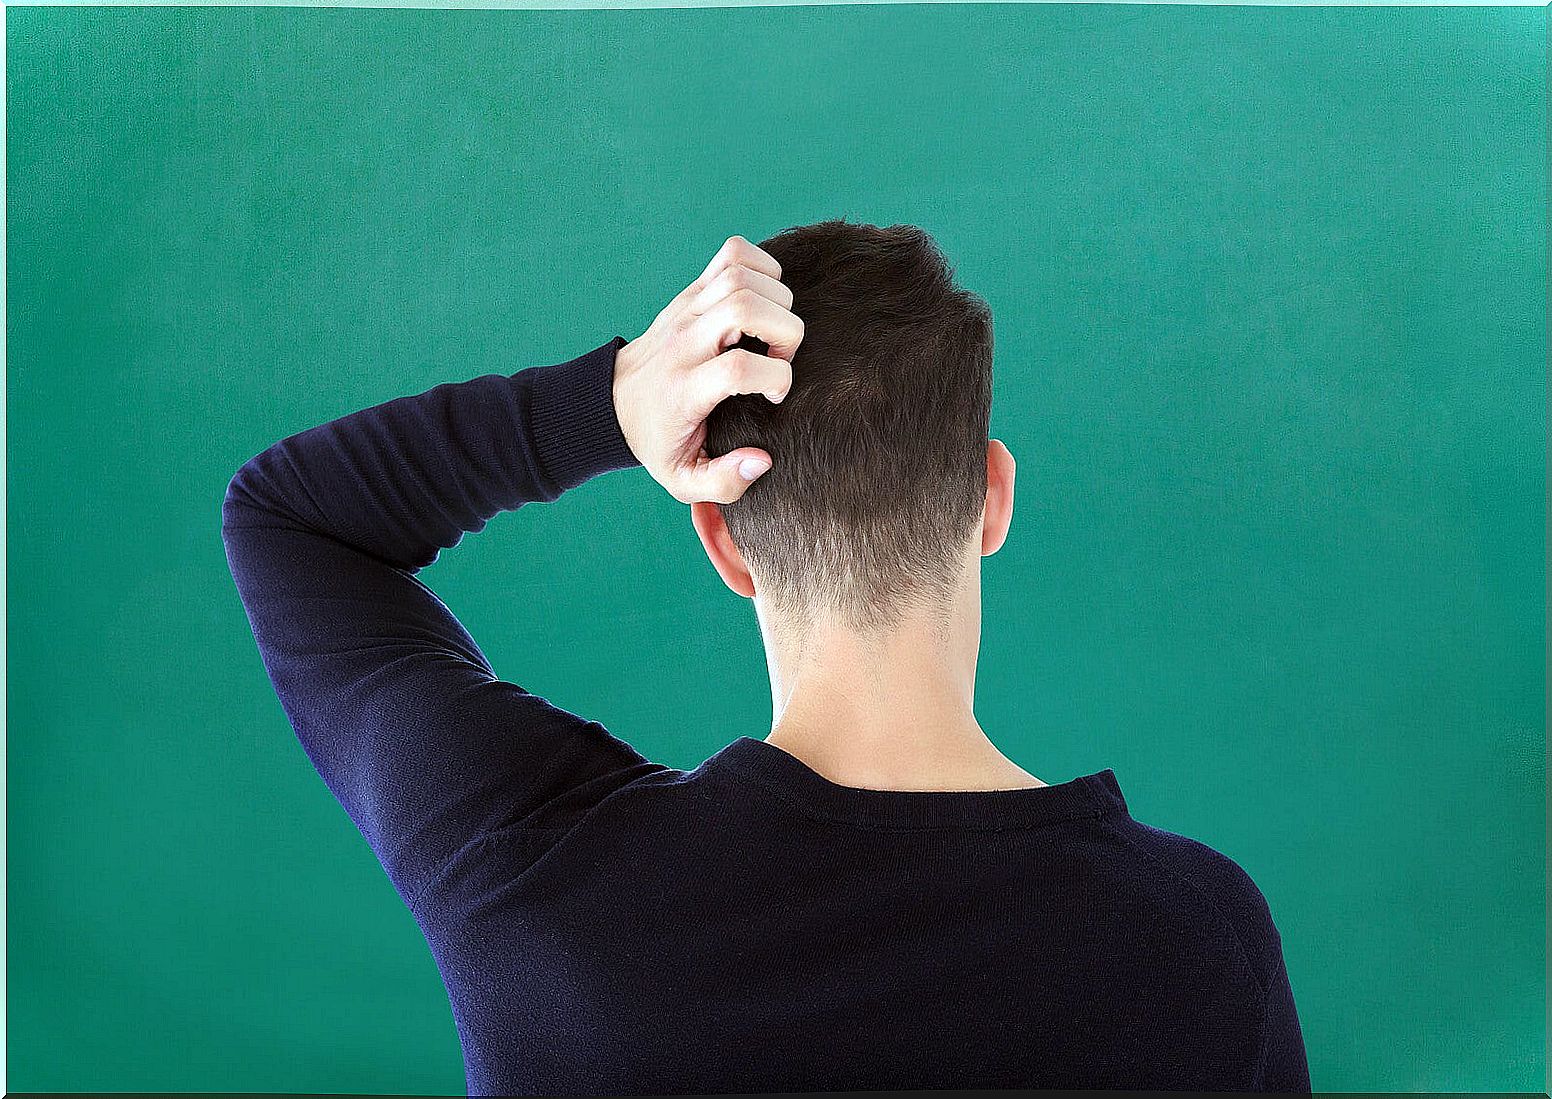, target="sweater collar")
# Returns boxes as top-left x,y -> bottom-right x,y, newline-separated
707,736 -> 1128,830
